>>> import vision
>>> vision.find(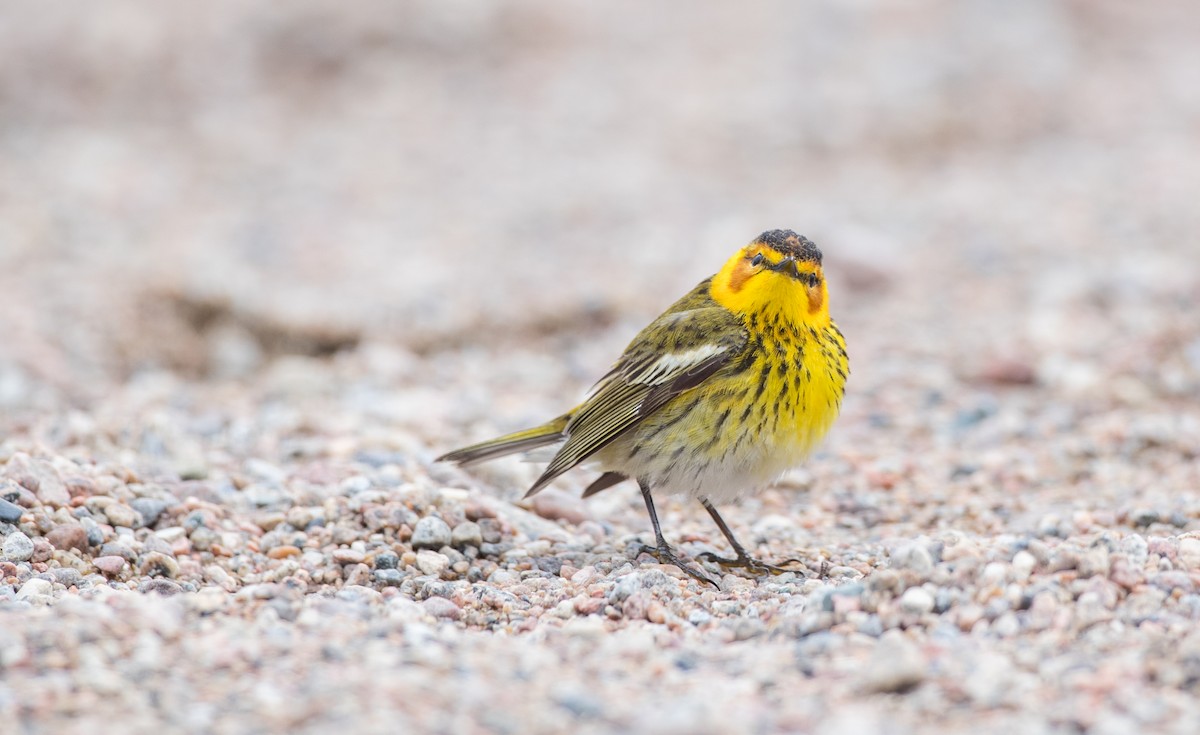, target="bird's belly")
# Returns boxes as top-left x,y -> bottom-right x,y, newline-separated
595,364 -> 841,504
